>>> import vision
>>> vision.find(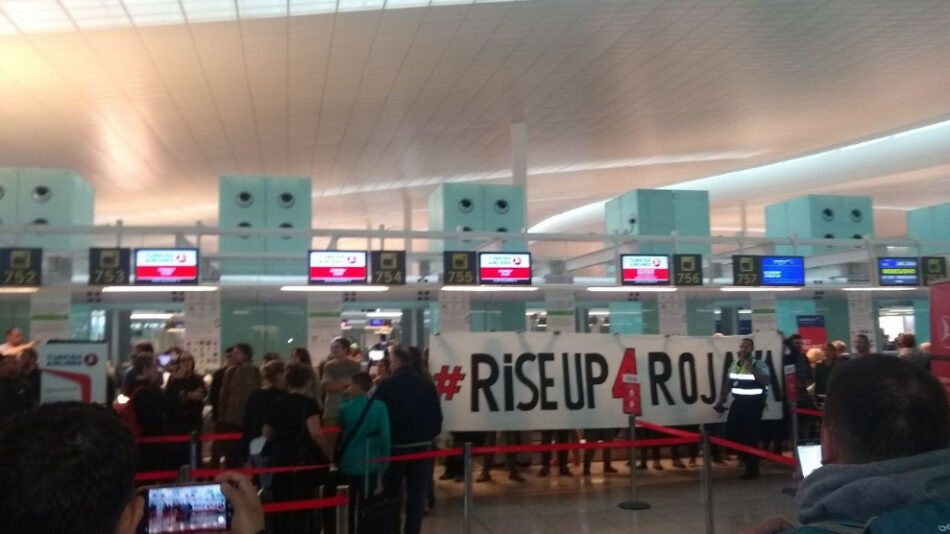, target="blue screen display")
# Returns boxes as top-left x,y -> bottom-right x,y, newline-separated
878,258 -> 919,286
761,256 -> 805,286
